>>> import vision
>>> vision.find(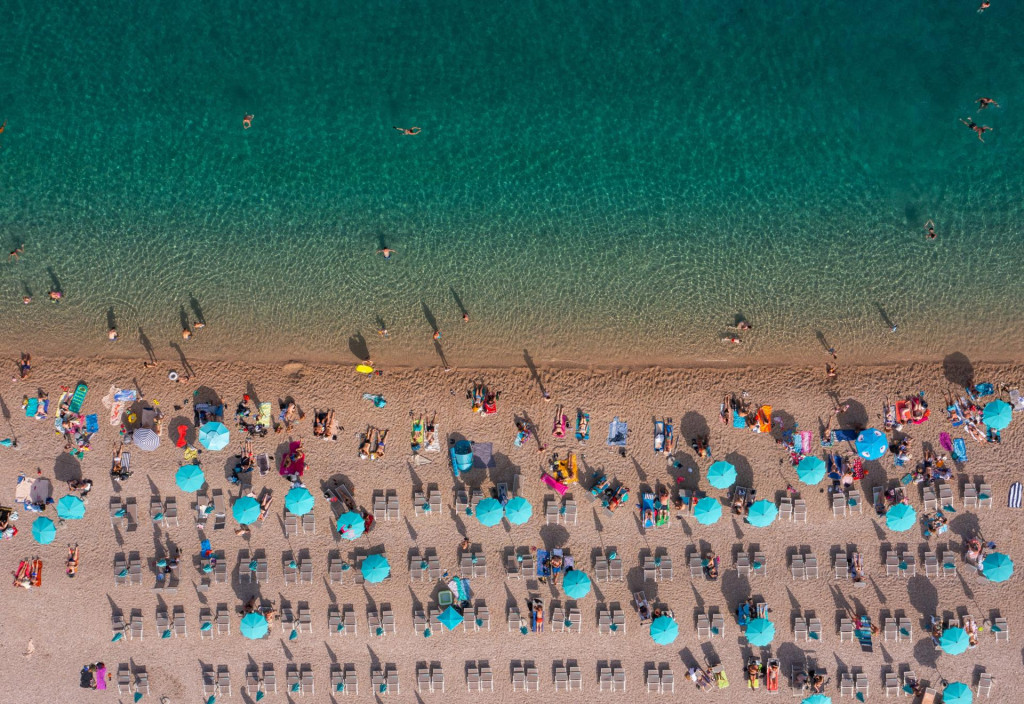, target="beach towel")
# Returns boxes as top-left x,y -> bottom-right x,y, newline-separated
732,409 -> 747,429
606,417 -> 628,447
832,429 -> 859,442
514,429 -> 529,447
15,476 -> 51,509
256,402 -> 272,428
755,406 -> 771,434
576,412 -> 590,441
641,493 -> 655,529
952,438 -> 967,463
939,432 -> 953,453
68,383 -> 88,414
425,423 -> 441,452
1009,482 -> 1022,509
95,664 -> 107,690
24,398 -> 37,417
85,414 -> 99,434
653,421 -> 664,452
471,442 -> 494,469
800,431 -> 813,454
